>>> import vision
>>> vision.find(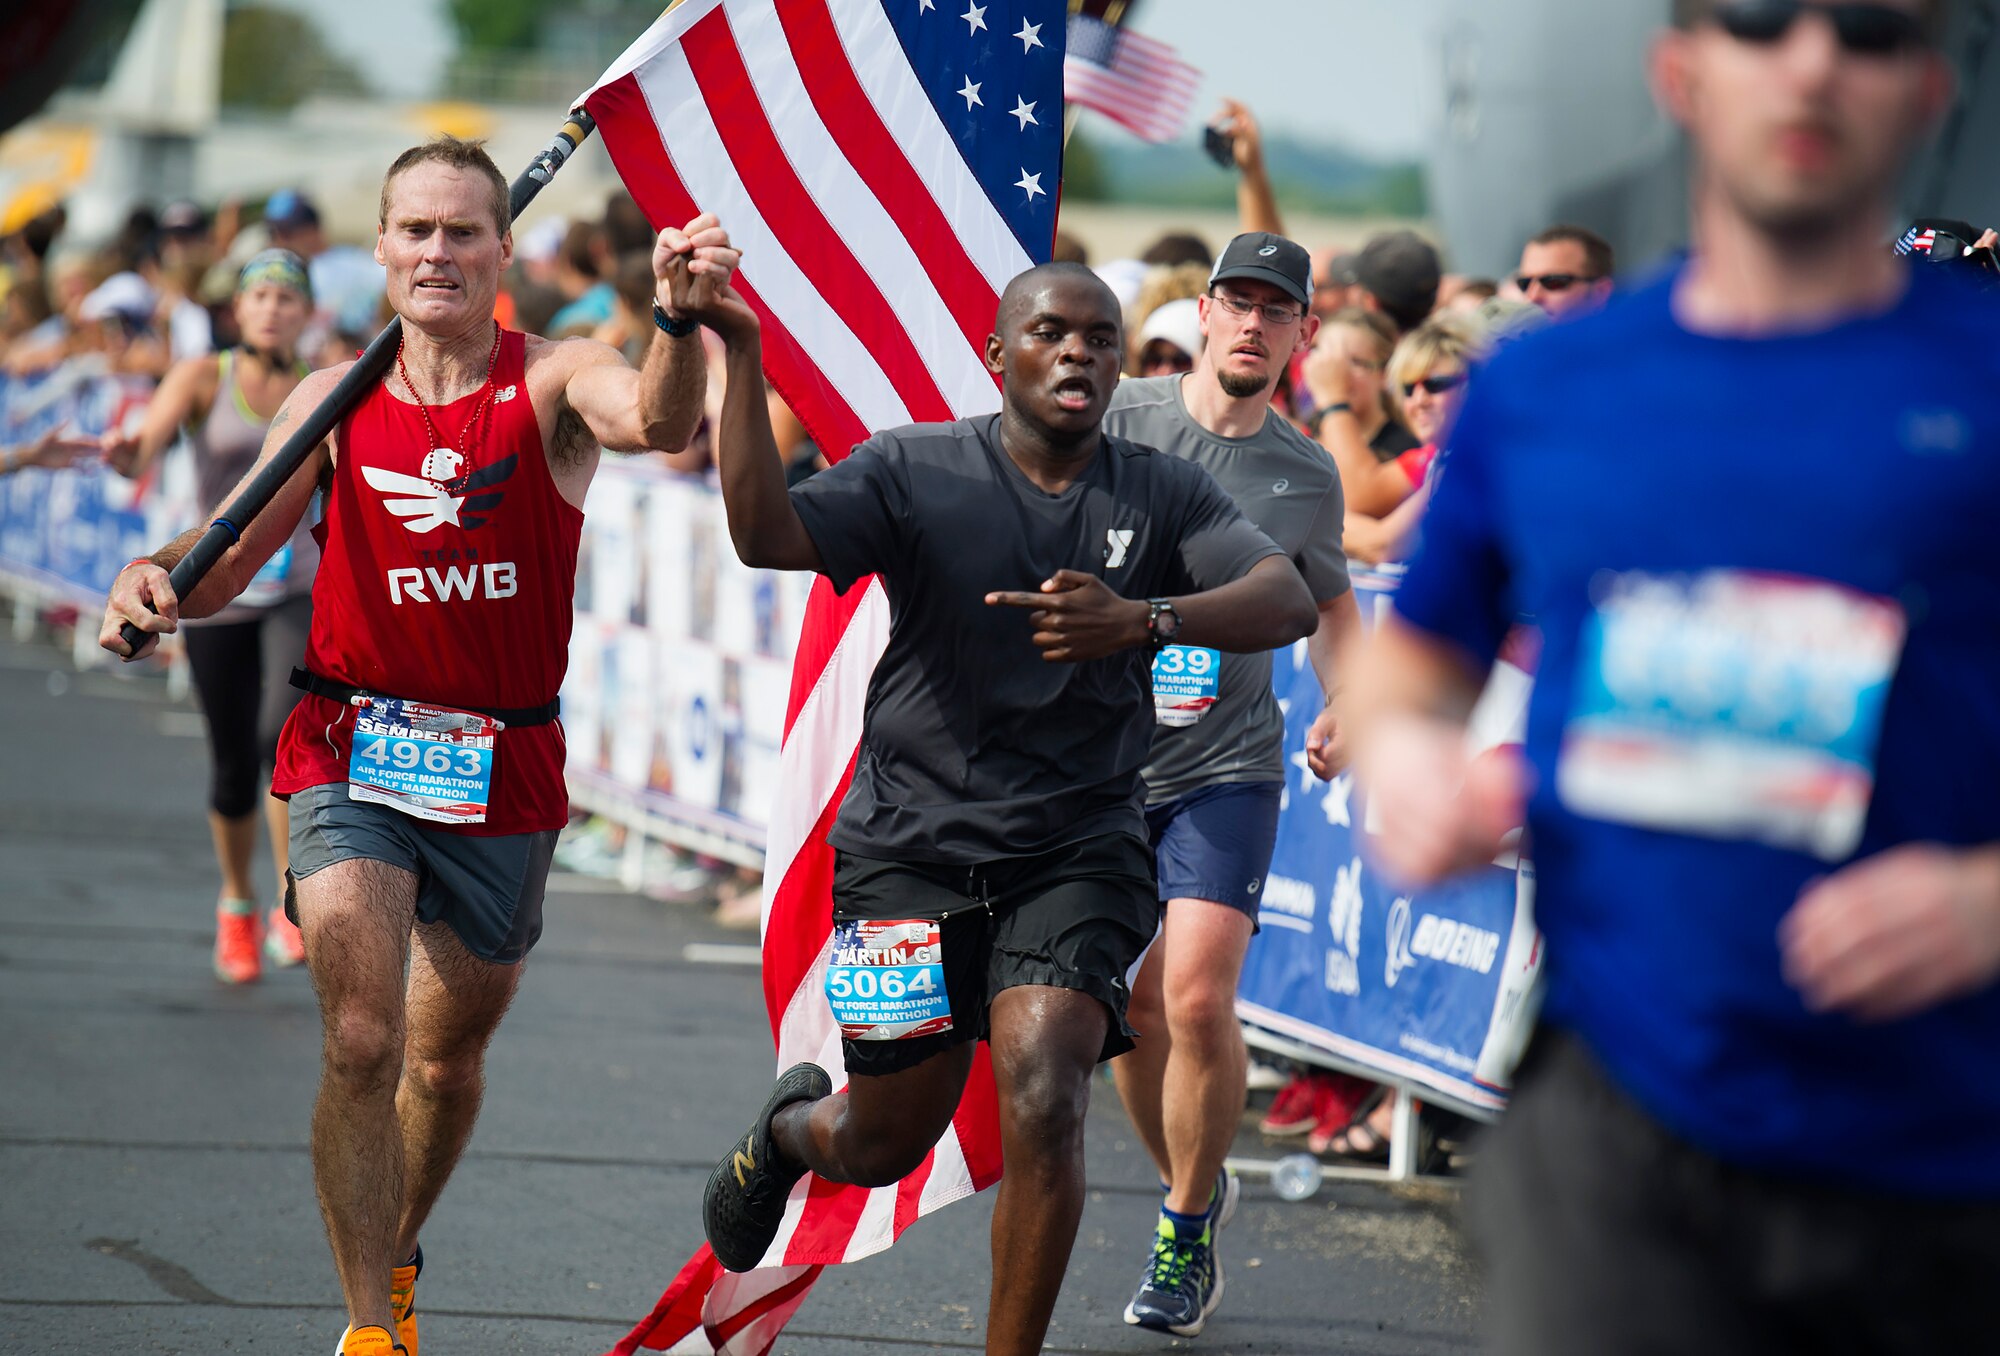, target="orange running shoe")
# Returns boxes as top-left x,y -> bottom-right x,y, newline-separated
337,1325 -> 407,1356
213,901 -> 261,984
390,1246 -> 422,1356
266,904 -> 306,968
